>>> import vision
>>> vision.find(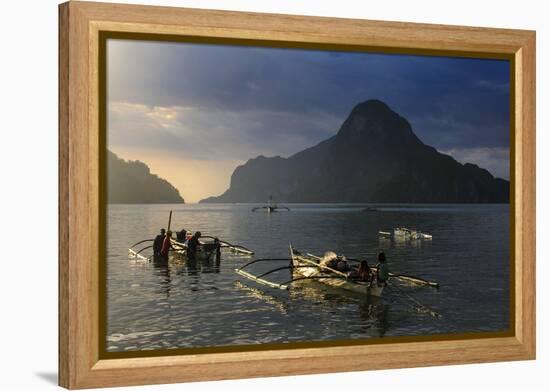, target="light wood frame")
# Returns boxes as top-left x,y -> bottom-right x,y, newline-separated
59,1 -> 536,389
